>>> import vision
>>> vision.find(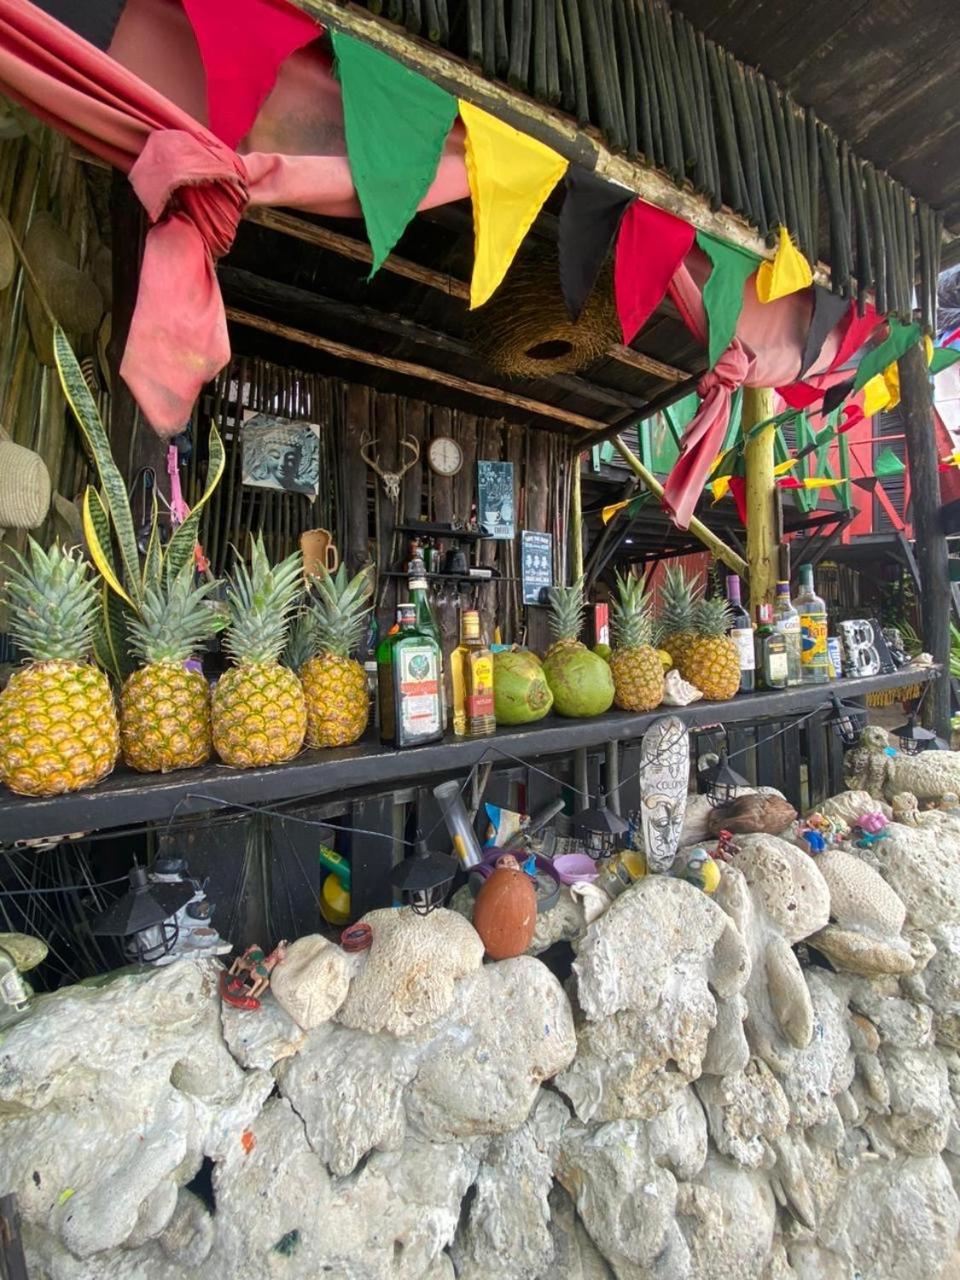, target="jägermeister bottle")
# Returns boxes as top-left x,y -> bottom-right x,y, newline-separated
377,604 -> 443,748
